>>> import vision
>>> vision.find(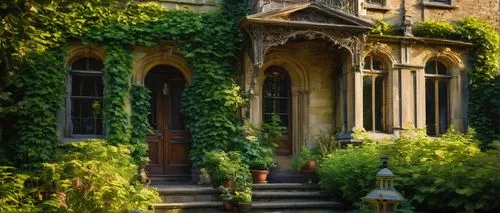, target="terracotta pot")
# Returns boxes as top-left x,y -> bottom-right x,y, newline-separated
251,170 -> 269,184
223,200 -> 233,211
237,202 -> 252,212
302,160 -> 317,171
223,180 -> 234,189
